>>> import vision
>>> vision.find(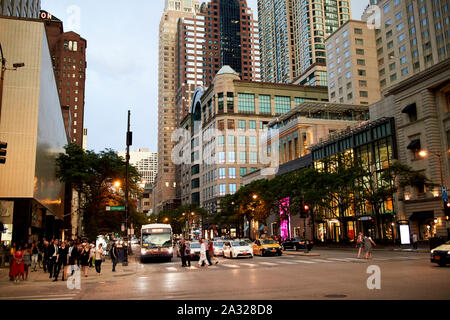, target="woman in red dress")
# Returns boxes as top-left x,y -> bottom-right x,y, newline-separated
11,245 -> 24,283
